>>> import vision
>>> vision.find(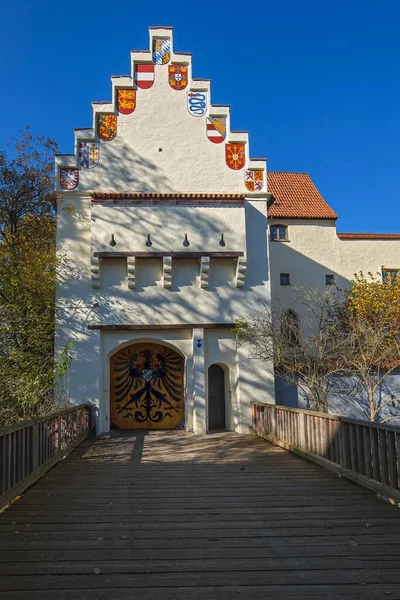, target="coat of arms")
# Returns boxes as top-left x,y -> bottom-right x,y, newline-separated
152,38 -> 171,64
206,117 -> 226,144
168,65 -> 188,90
78,141 -> 99,169
59,168 -> 79,190
97,114 -> 117,142
117,89 -> 136,114
135,64 -> 155,89
110,343 -> 184,430
187,91 -> 207,117
245,169 -> 264,191
225,143 -> 246,170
